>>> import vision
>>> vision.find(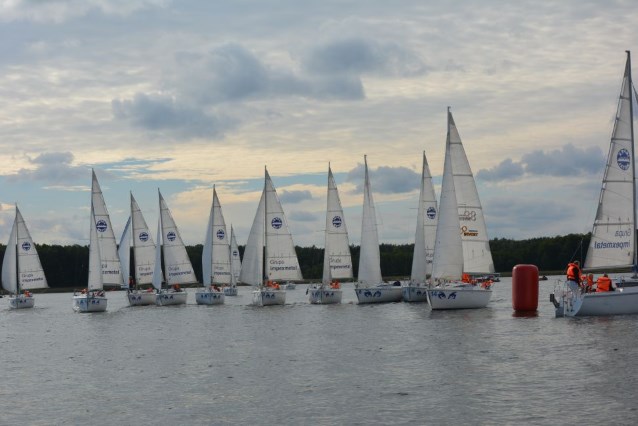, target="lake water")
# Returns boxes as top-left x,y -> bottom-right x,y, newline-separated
1,278 -> 637,425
